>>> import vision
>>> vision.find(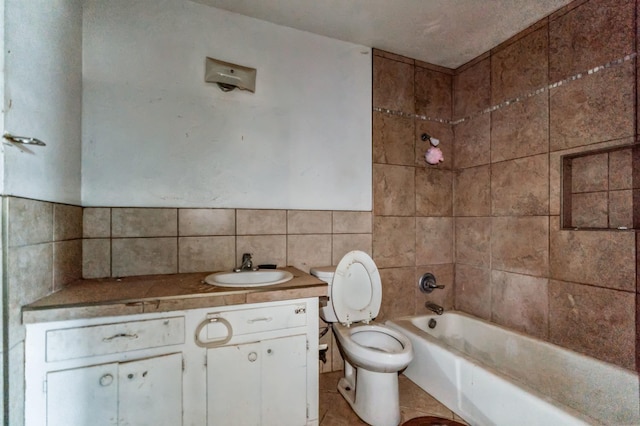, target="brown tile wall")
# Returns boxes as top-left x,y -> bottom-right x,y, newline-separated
372,49 -> 455,325
82,208 -> 372,278
373,0 -> 638,371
